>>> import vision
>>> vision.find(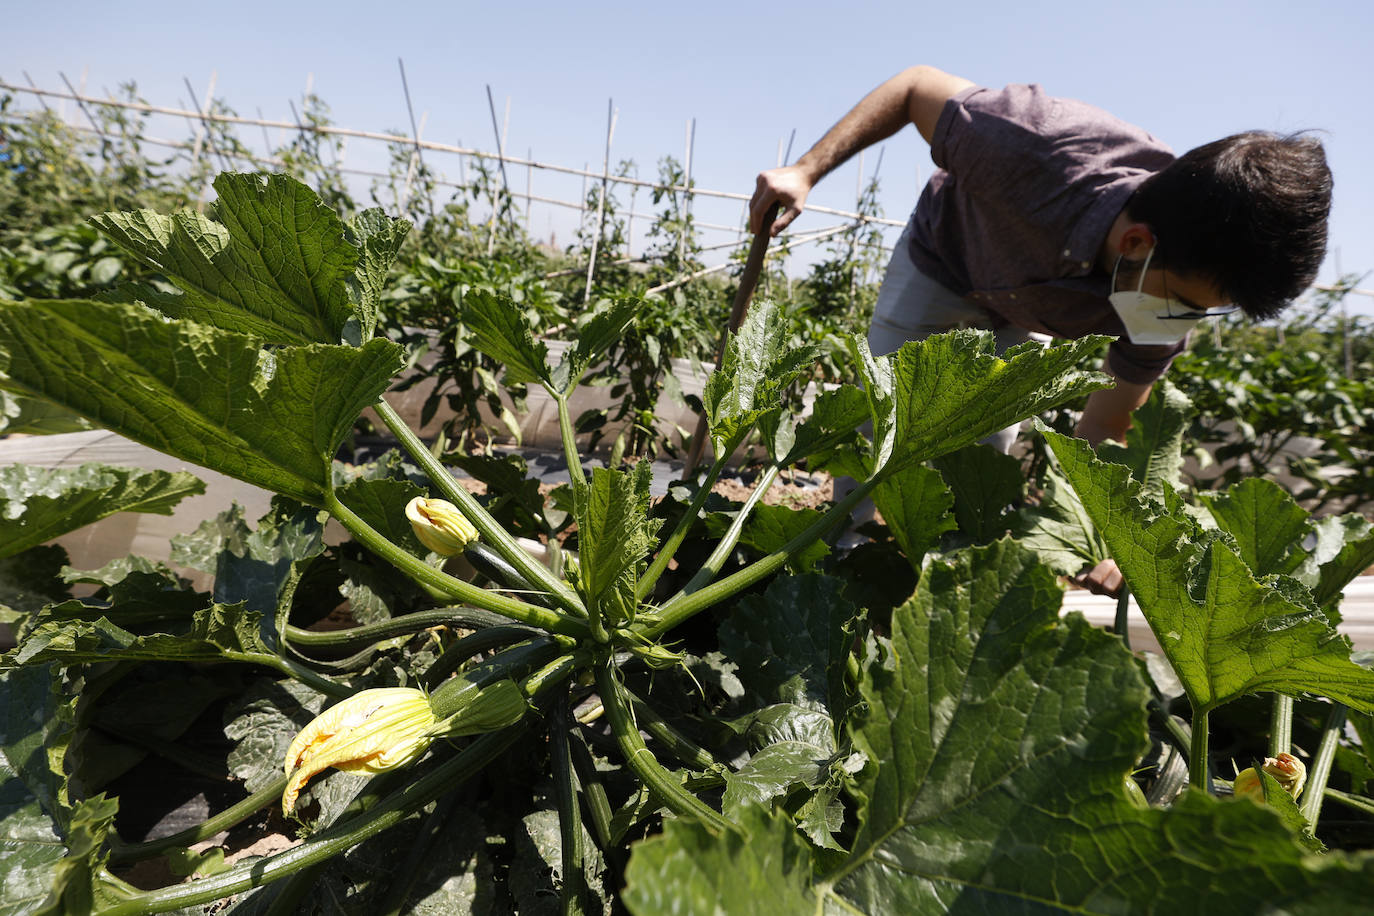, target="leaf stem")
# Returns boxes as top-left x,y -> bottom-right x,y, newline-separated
1270,694 -> 1294,758
551,696 -> 589,916
636,451 -> 732,601
624,686 -> 723,773
1299,703 -> 1347,827
644,475 -> 877,640
680,462 -> 782,597
552,390 -> 589,491
1190,708 -> 1211,794
283,608 -> 517,649
325,487 -> 585,637
108,775 -> 290,865
422,626 -> 545,688
593,665 -> 733,833
1114,586 -> 1131,653
373,398 -> 585,616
